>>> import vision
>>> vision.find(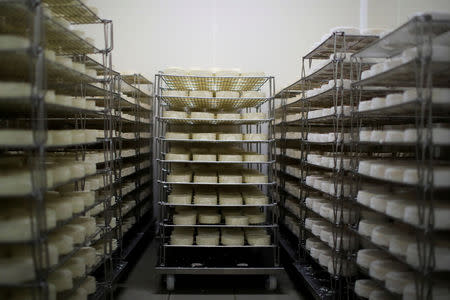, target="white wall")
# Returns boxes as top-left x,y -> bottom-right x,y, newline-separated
83,0 -> 450,90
